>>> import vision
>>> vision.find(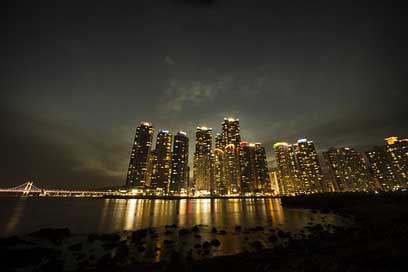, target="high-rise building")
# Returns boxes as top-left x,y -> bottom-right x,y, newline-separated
366,146 -> 398,191
126,121 -> 154,188
215,133 -> 224,149
221,118 -> 241,193
213,147 -> 226,195
324,147 -> 375,192
268,168 -> 280,195
273,142 -> 299,195
274,139 -> 324,195
193,126 -> 214,194
170,131 -> 189,194
240,142 -> 271,194
366,136 -> 408,191
254,143 -> 271,192
384,137 -> 408,188
239,142 -> 257,194
150,130 -> 172,193
145,150 -> 156,188
294,139 -> 324,193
